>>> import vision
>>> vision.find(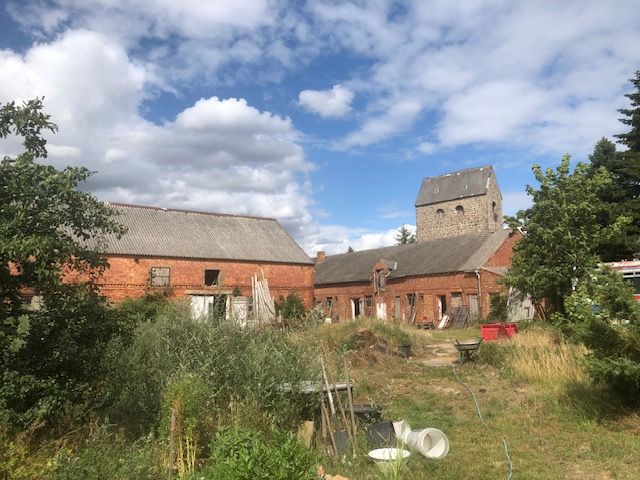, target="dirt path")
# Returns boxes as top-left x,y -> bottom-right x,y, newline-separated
417,341 -> 458,366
